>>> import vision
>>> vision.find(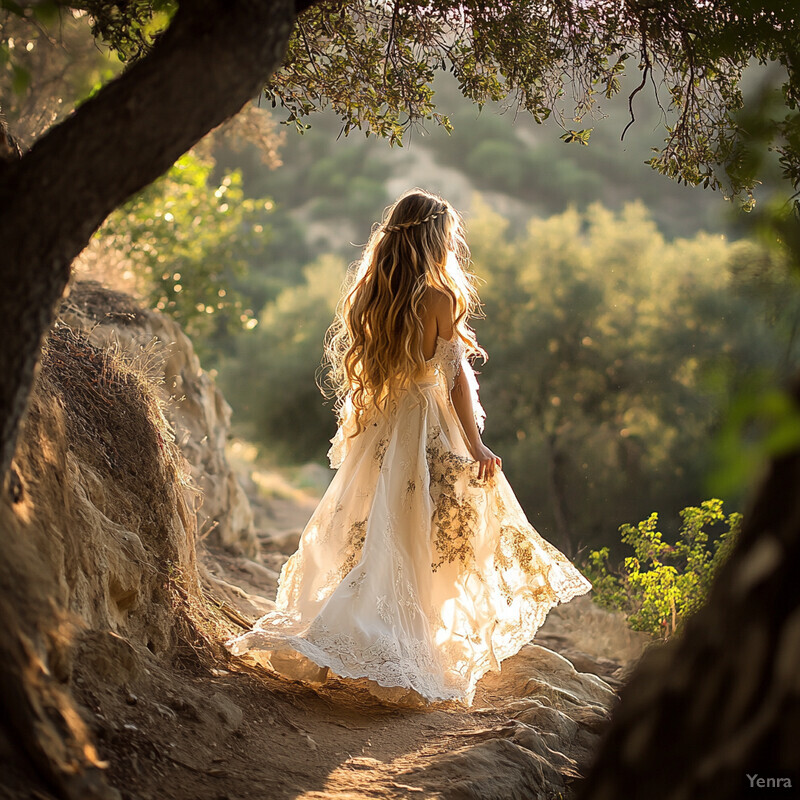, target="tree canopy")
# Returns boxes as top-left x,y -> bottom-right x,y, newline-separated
6,0 -> 798,207
280,1 -> 800,202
